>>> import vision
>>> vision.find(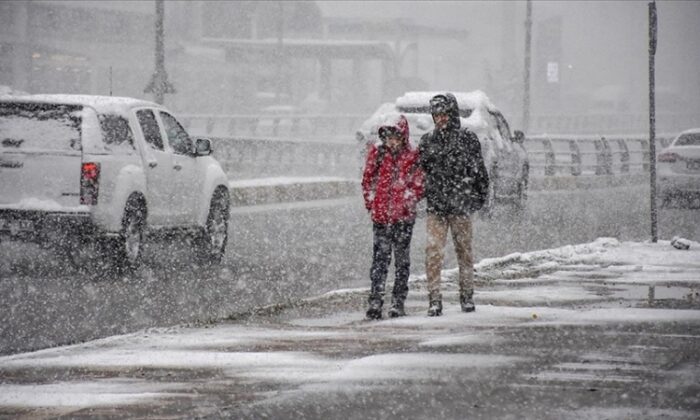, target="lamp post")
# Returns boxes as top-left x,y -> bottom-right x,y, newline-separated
522,0 -> 532,133
648,1 -> 658,242
144,0 -> 174,104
